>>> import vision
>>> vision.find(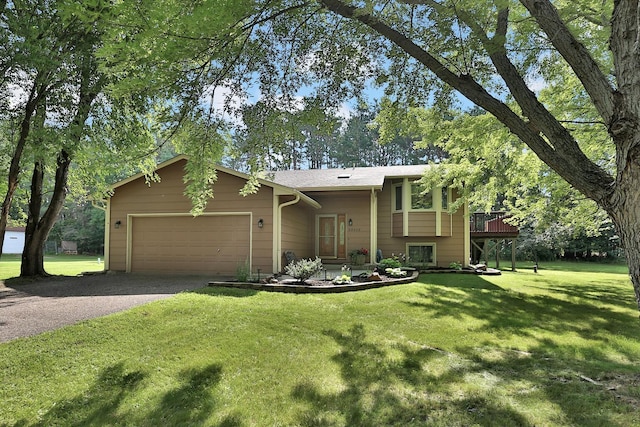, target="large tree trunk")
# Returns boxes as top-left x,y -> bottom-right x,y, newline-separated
21,161 -> 46,276
613,216 -> 640,312
21,150 -> 71,277
607,146 -> 640,312
0,80 -> 44,257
